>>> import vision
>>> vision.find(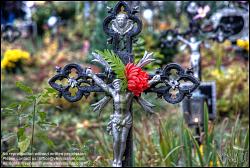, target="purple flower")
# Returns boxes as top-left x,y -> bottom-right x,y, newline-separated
193,5 -> 210,20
